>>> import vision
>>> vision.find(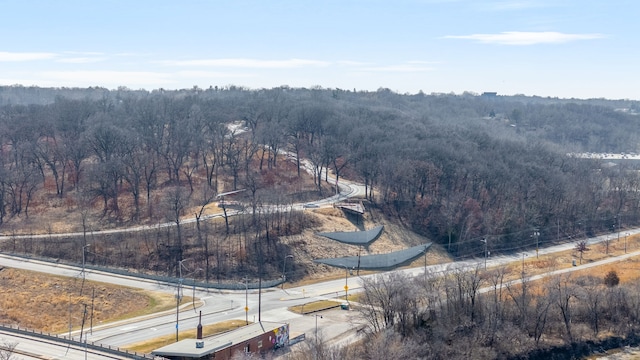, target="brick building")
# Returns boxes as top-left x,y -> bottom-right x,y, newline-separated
152,321 -> 289,360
